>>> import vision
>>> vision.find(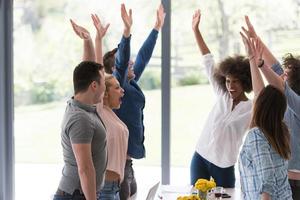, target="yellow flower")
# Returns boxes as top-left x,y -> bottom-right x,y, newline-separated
194,178 -> 216,192
177,194 -> 200,200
